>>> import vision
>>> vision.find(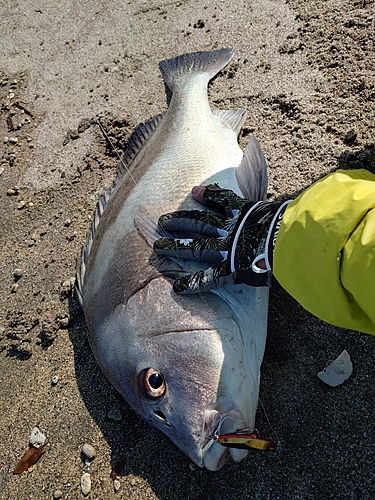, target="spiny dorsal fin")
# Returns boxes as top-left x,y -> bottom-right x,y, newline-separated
76,114 -> 164,306
116,114 -> 163,178
76,187 -> 111,306
213,109 -> 247,137
159,48 -> 235,92
236,136 -> 268,202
